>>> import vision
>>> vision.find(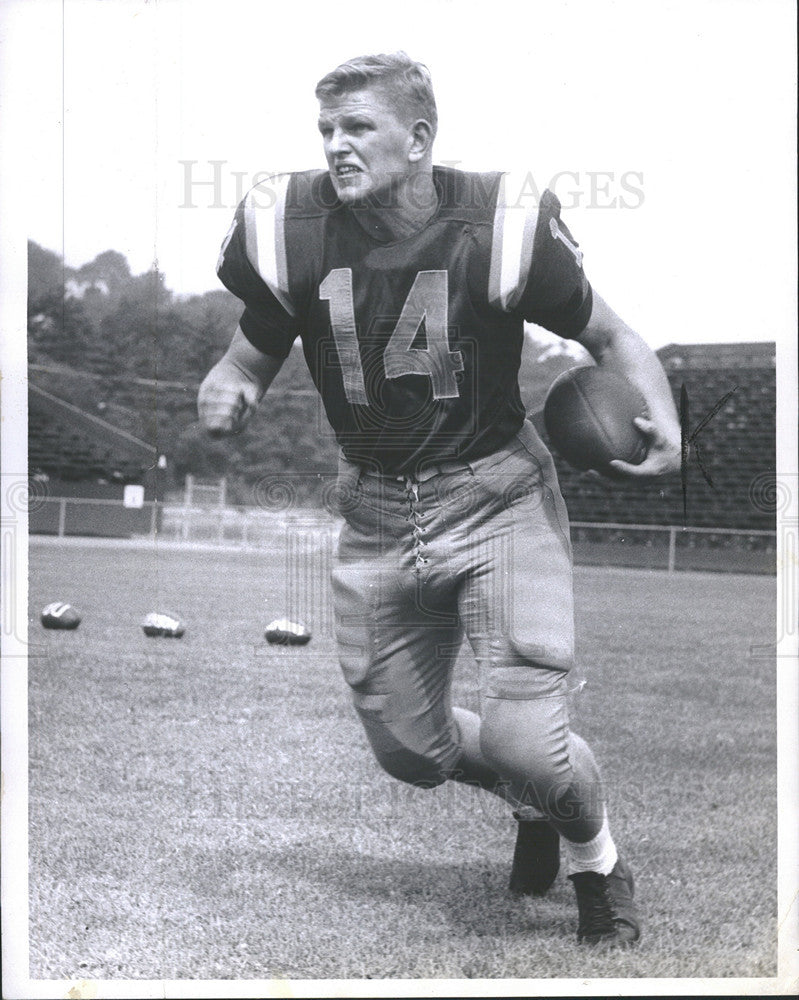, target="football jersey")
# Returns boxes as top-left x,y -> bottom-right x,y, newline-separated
216,166 -> 593,474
